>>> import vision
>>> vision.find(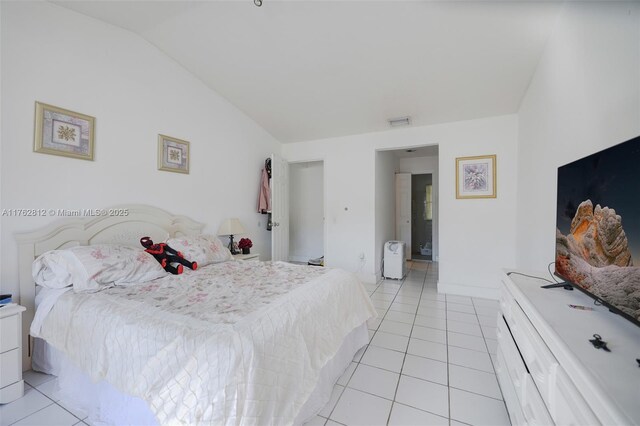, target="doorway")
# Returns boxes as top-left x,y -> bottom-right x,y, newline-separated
288,161 -> 324,263
387,145 -> 439,264
411,174 -> 433,261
